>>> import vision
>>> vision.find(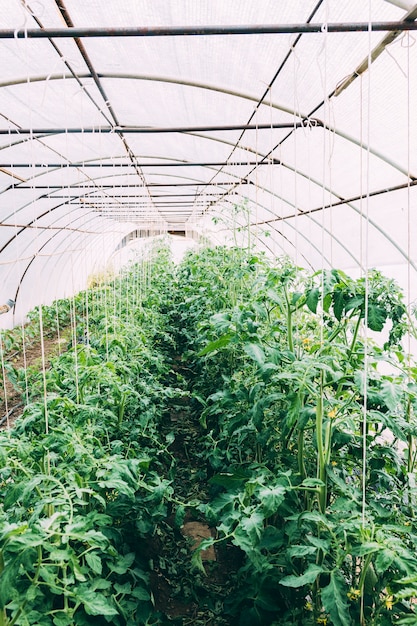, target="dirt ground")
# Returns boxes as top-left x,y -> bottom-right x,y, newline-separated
0,334 -> 68,430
